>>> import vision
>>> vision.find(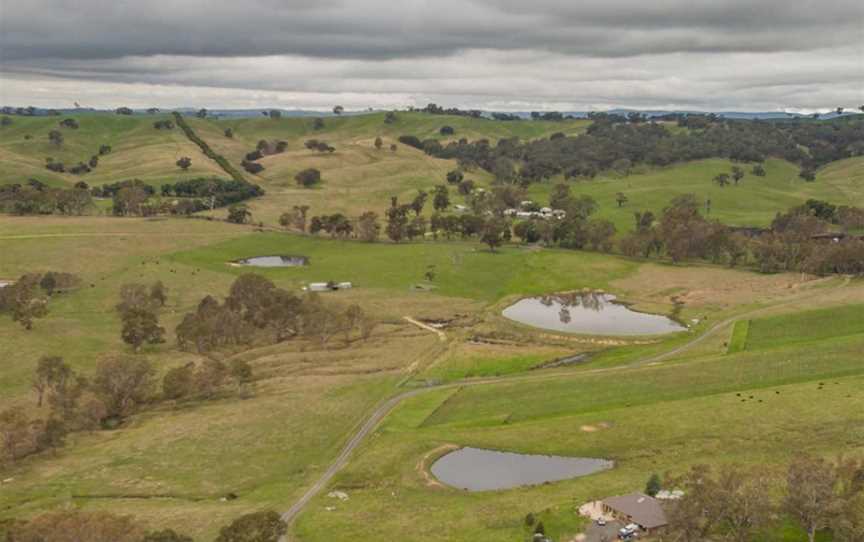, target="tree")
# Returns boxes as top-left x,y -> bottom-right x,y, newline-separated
196,108 -> 207,118
713,173 -> 730,187
162,363 -> 195,400
410,190 -> 428,215
666,464 -> 721,541
225,128 -> 234,138
215,511 -> 287,542
784,454 -> 841,542
312,117 -> 325,130
333,105 -> 344,115
295,168 -> 322,187
0,406 -> 32,463
356,211 -> 380,242
752,163 -> 766,176
384,111 -> 397,124
115,107 -> 134,115
643,473 -> 662,497
176,157 -> 192,171
446,170 -> 464,184
390,143 -> 397,152
150,281 -> 167,307
267,109 -> 281,119
374,136 -> 383,150
120,308 -> 165,352
385,202 -> 410,242
715,465 -> 775,542
48,129 -> 64,147
432,185 -> 450,212
731,166 -> 744,185
36,417 -> 67,454
481,218 -> 510,252
32,355 -> 73,407
615,192 -> 628,207
92,356 -> 155,419
228,204 -> 252,224
9,274 -> 49,330
440,125 -> 454,135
